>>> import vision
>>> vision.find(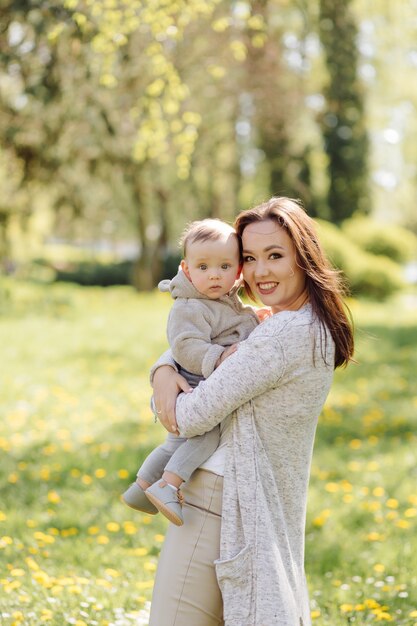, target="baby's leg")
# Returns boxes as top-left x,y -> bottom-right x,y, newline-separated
163,425 -> 221,485
137,432 -> 187,486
